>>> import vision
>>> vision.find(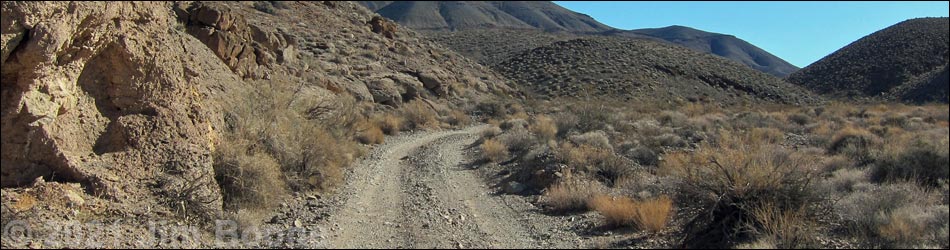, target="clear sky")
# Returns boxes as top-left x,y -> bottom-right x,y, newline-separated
554,1 -> 949,68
